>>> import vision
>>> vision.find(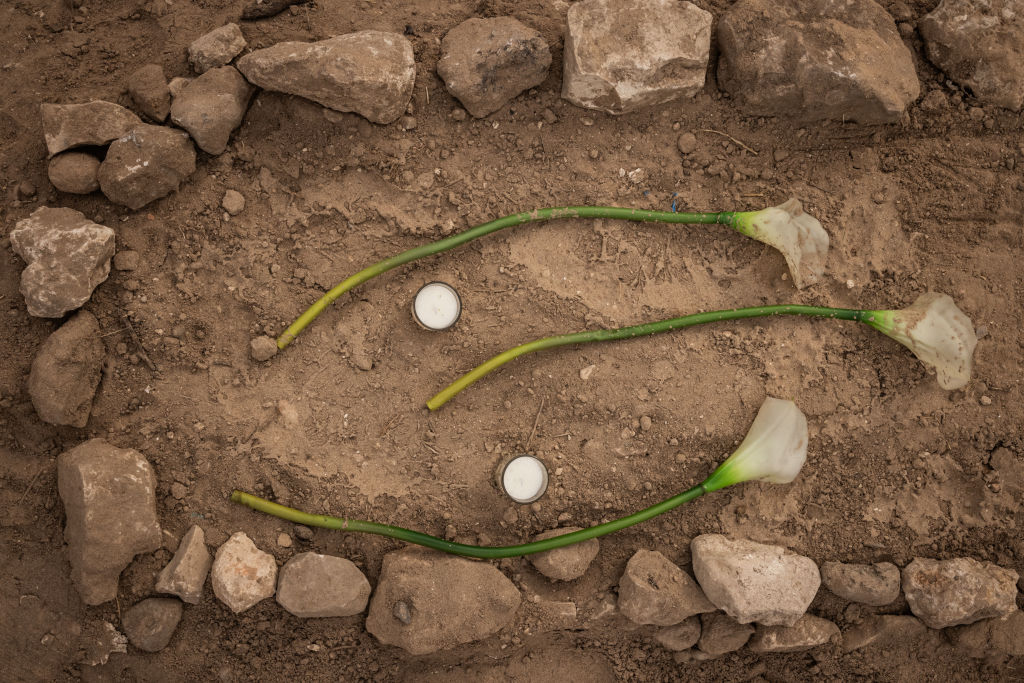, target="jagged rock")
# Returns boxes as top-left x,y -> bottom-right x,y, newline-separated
948,610 -> 1024,658
691,534 -> 820,627
527,527 -> 599,581
236,31 -> 415,124
156,525 -> 211,604
28,311 -> 105,428
127,64 -> 171,122
618,549 -> 715,626
902,557 -> 1018,629
697,612 -> 753,657
122,598 -> 182,652
211,532 -> 277,613
655,616 -> 701,651
562,0 -> 712,114
365,549 -> 520,654
57,439 -> 161,605
98,124 -> 196,209
717,0 -> 920,124
188,24 -> 247,74
48,152 -> 101,194
276,552 -> 371,617
843,614 -> 927,652
10,207 -> 115,317
170,66 -> 253,155
920,0 -> 1024,111
821,561 -> 900,606
40,101 -> 142,157
436,17 -> 551,118
748,614 -> 840,653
